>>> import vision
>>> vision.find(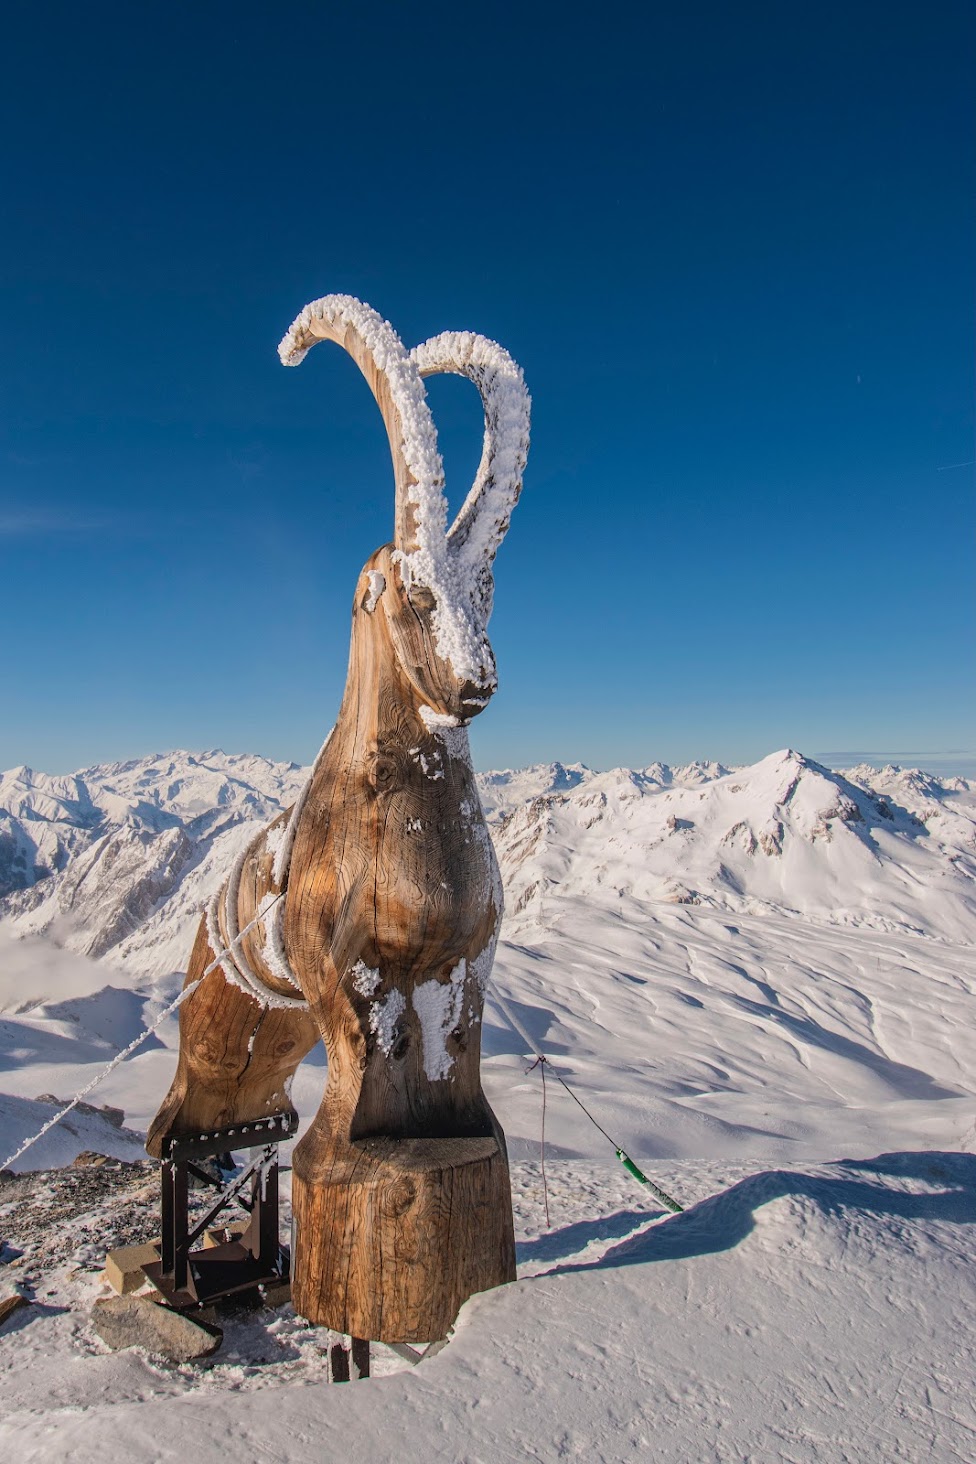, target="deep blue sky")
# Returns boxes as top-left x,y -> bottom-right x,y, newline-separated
1,3 -> 973,775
